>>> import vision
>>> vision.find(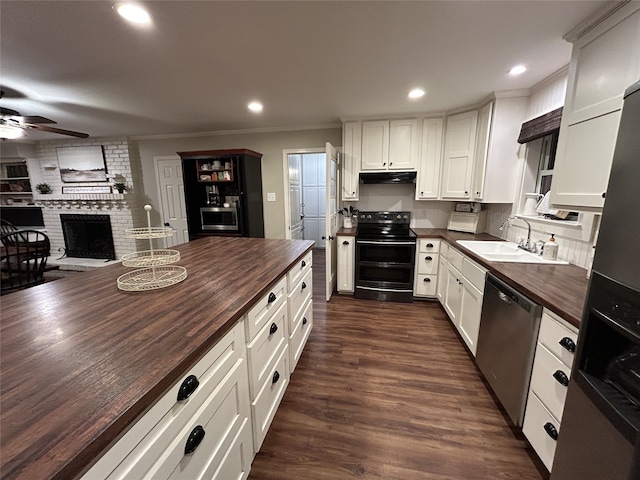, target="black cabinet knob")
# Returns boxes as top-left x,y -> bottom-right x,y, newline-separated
184,425 -> 206,455
464,191 -> 469,195
268,292 -> 276,304
302,317 -> 308,326
553,370 -> 569,387
269,322 -> 278,335
423,278 -> 431,283
302,261 -> 306,268
177,375 -> 199,401
544,422 -> 558,441
343,240 -> 350,245
559,337 -> 576,353
421,191 -> 424,195
426,243 -> 434,248
425,256 -> 433,261
272,370 -> 280,384
301,282 -> 307,290
602,192 -> 606,198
